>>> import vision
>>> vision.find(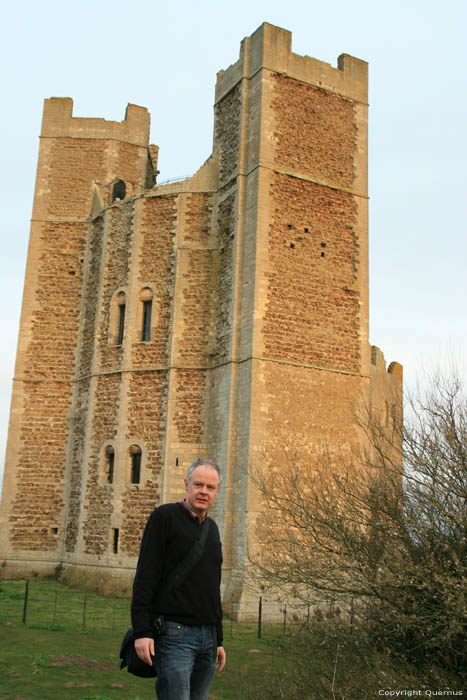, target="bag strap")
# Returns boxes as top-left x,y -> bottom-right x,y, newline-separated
159,518 -> 210,597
